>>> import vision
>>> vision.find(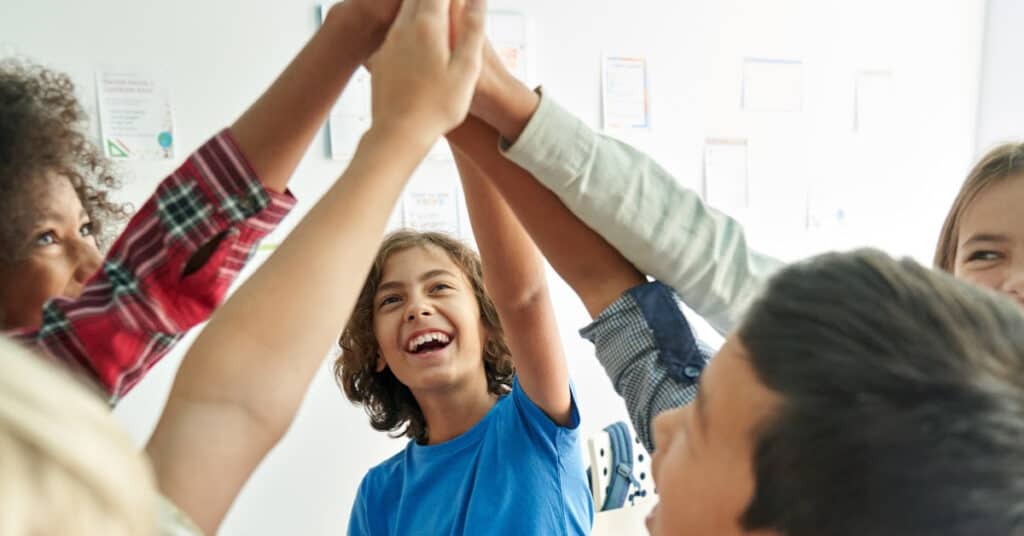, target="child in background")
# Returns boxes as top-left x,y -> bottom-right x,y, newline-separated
336,144 -> 592,533
2,0 -> 490,533
0,0 -> 403,402
934,142 -> 1024,307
